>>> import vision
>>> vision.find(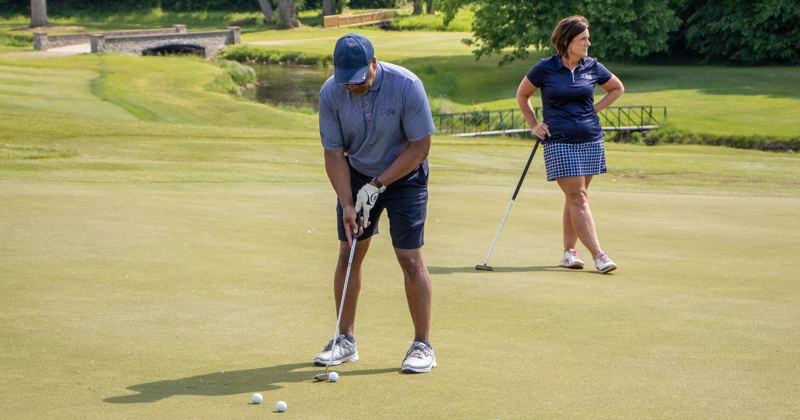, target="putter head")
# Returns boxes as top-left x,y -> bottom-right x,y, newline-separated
475,264 -> 493,271
314,373 -> 330,381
